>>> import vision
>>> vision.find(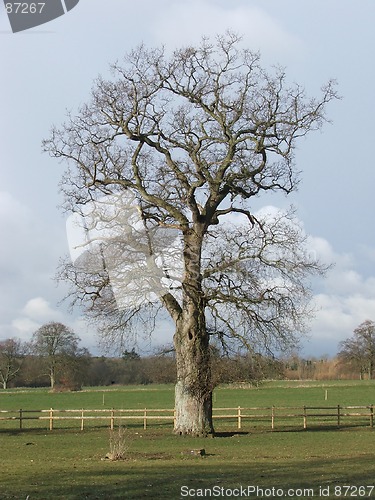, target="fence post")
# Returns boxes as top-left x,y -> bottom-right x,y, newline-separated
49,408 -> 53,431
271,406 -> 275,430
337,405 -> 341,427
19,409 -> 23,430
303,406 -> 307,430
237,406 -> 242,430
370,405 -> 374,428
110,409 -> 114,430
144,409 -> 147,430
81,409 -> 84,431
